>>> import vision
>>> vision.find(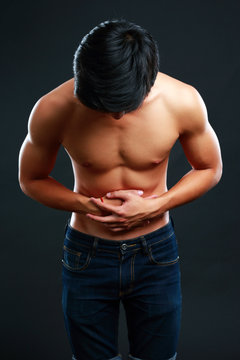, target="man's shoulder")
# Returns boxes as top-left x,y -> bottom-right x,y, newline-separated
157,72 -> 196,101
155,72 -> 206,135
157,72 -> 202,116
38,77 -> 76,114
29,78 -> 78,128
27,78 -> 77,142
